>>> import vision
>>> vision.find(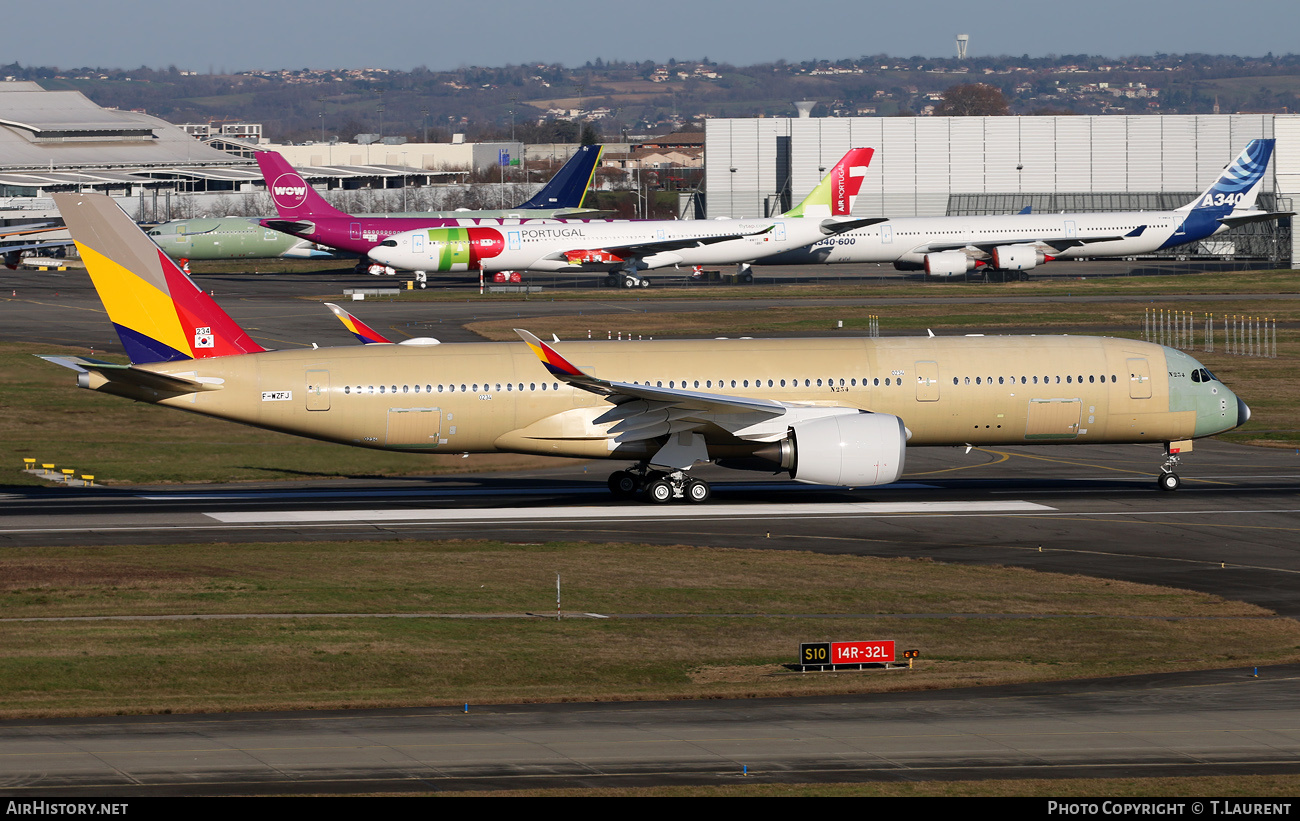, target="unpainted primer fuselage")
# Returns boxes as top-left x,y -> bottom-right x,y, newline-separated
101,335 -> 1242,462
